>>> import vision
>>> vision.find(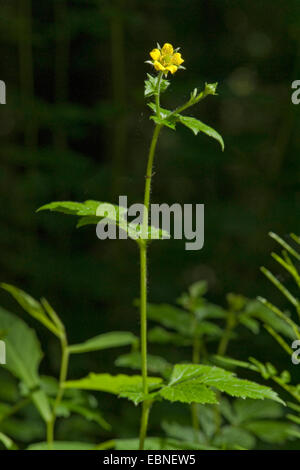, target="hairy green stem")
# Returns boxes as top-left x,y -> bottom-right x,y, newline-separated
47,332 -> 69,449
138,73 -> 164,449
139,400 -> 151,450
